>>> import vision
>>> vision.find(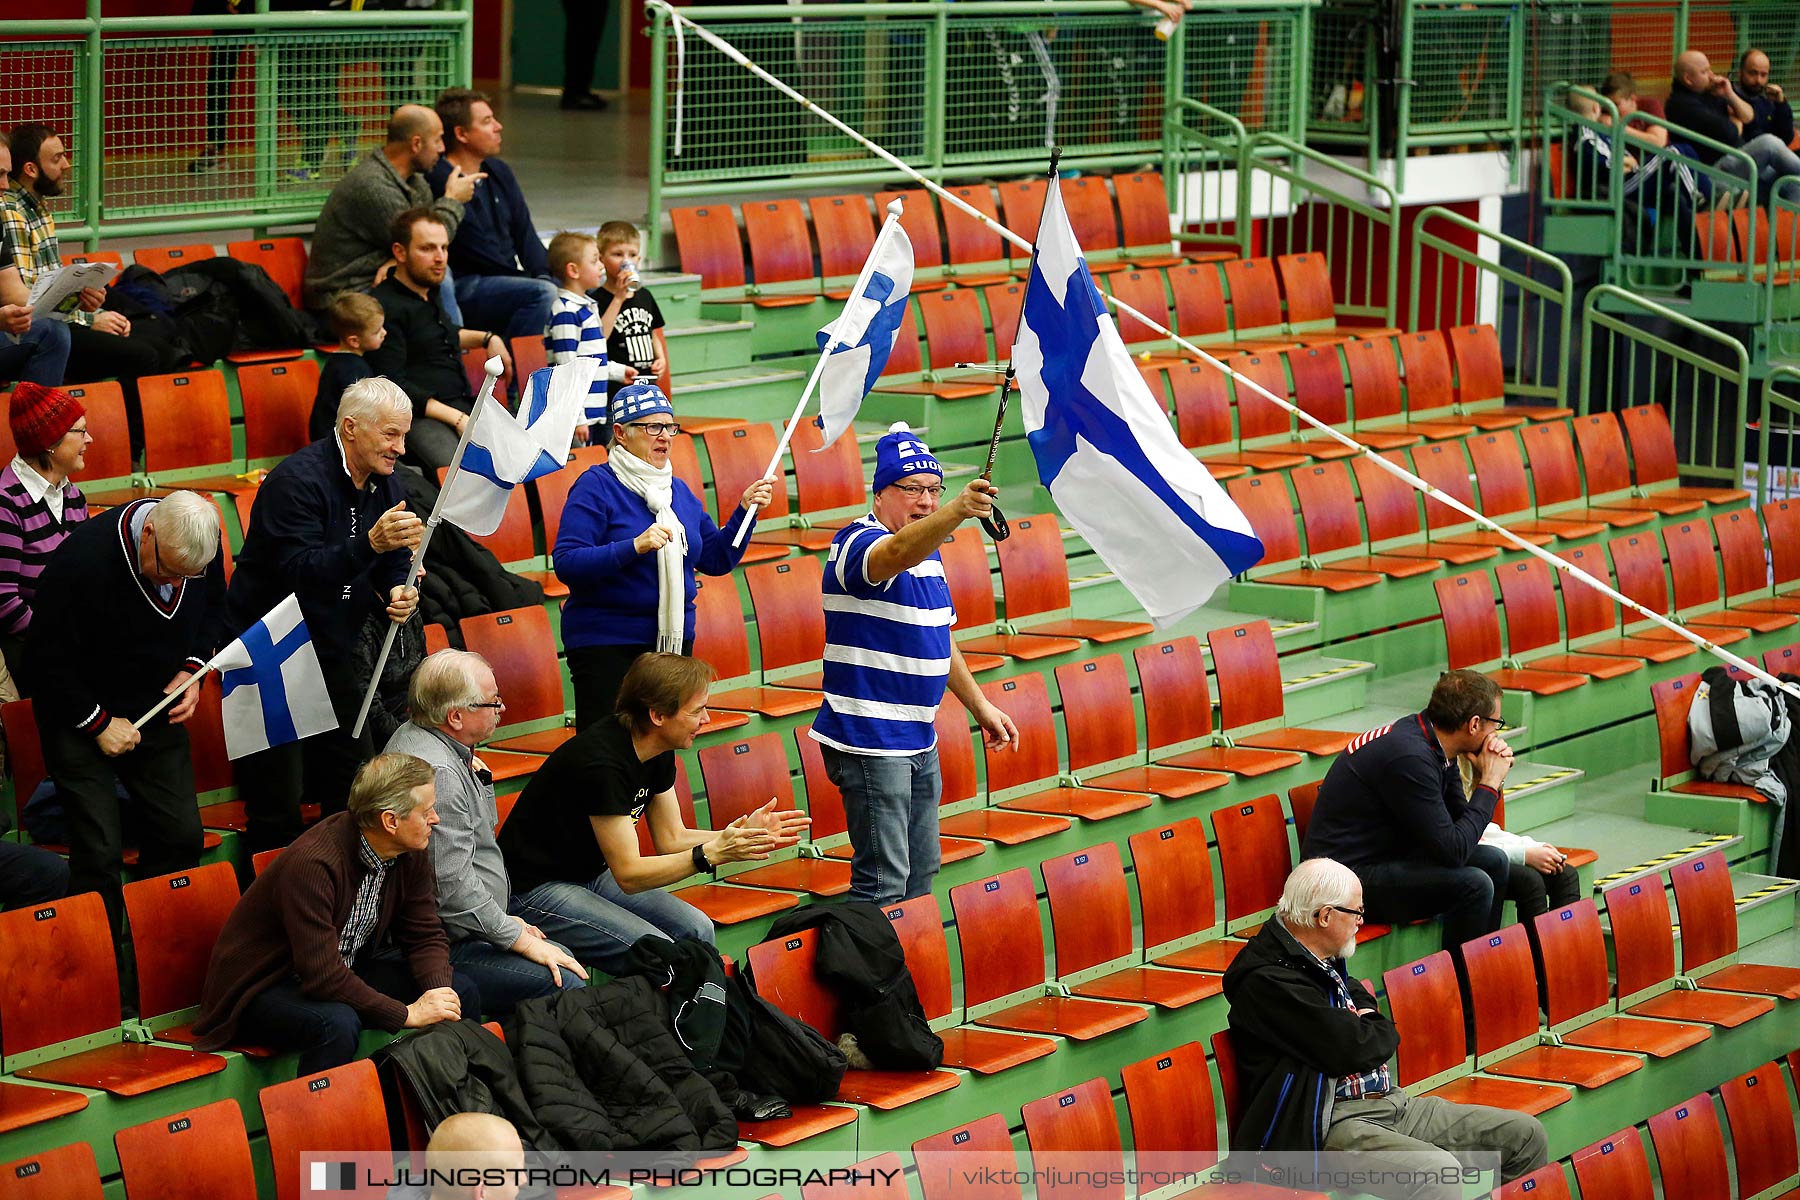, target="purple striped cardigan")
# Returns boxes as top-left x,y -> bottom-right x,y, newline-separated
0,463 -> 88,637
